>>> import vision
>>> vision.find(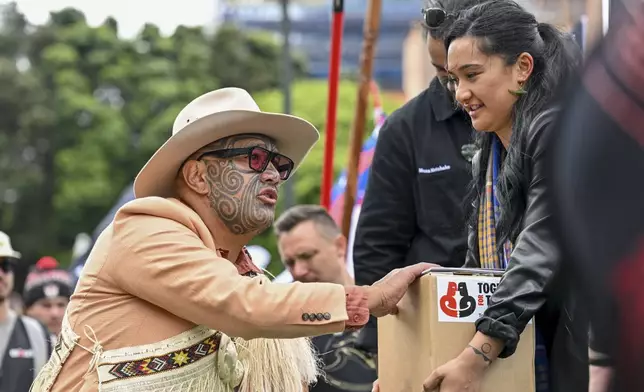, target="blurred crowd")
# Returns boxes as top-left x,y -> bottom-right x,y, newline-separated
0,232 -> 72,390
